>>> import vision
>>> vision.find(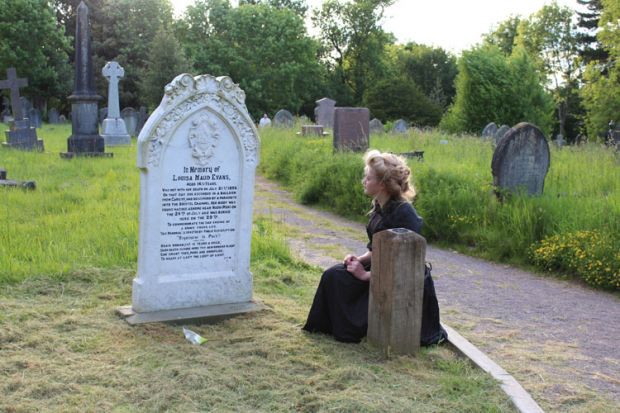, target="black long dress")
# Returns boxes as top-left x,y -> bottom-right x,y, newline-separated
303,198 -> 447,345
